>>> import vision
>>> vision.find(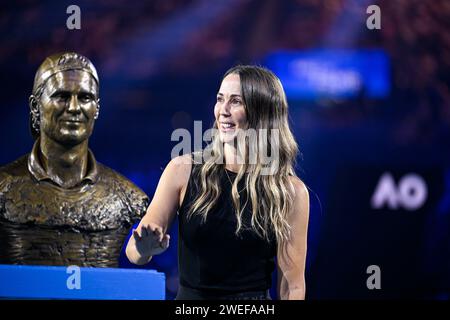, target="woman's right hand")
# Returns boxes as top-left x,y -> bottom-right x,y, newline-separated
131,223 -> 170,260
126,155 -> 192,265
